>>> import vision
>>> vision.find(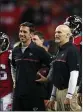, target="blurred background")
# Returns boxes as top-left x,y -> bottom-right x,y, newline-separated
0,0 -> 82,48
